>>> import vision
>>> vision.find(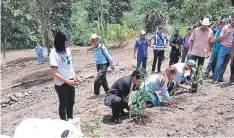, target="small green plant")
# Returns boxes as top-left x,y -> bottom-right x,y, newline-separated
129,71 -> 155,123
86,118 -> 101,138
190,65 -> 205,93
